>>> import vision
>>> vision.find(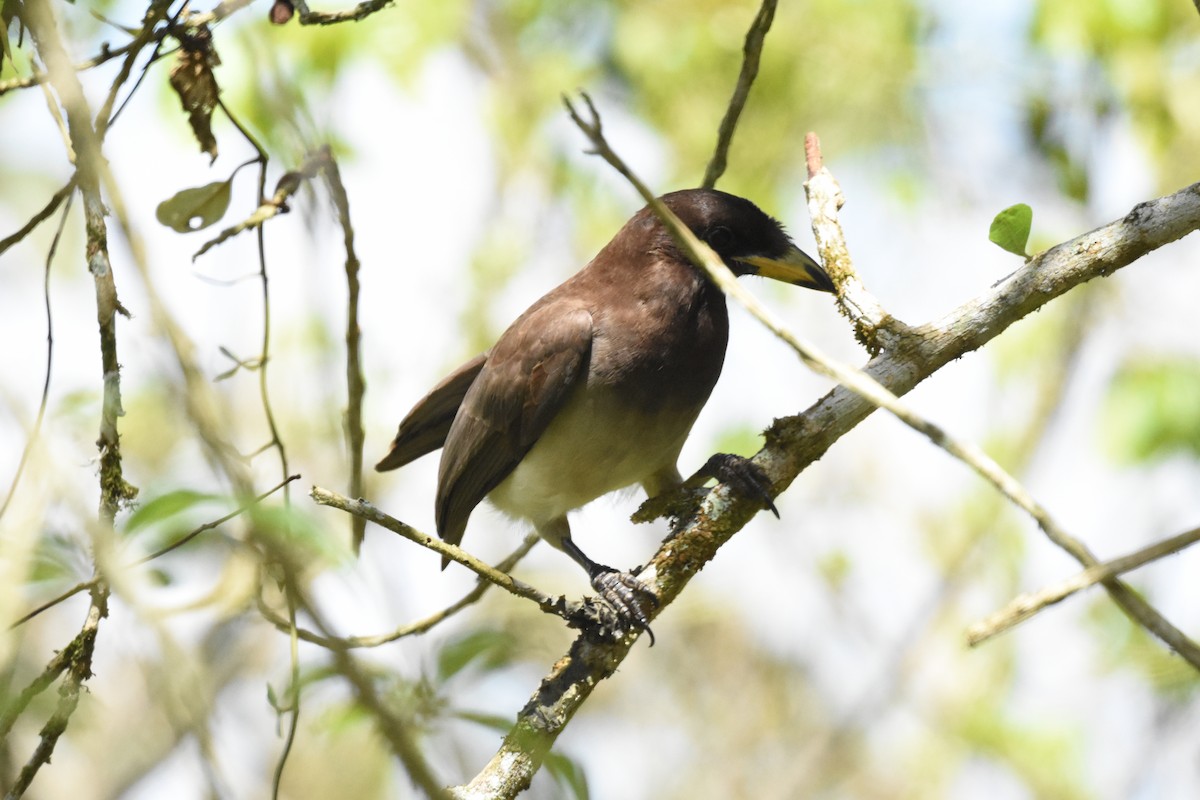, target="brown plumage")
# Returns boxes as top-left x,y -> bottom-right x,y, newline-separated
377,188 -> 832,634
